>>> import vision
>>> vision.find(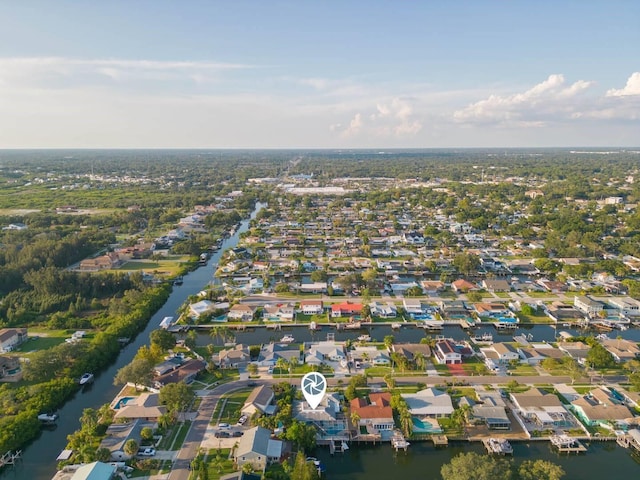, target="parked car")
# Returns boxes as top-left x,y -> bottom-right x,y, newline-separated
137,448 -> 156,457
215,431 -> 230,438
247,381 -> 257,387
232,431 -> 244,437
218,422 -> 231,429
237,414 -> 248,425
267,366 -> 274,374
